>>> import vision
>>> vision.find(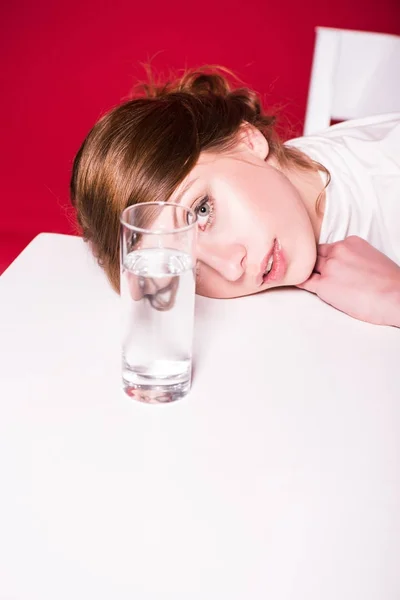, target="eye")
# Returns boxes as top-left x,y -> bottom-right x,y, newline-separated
194,196 -> 214,230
